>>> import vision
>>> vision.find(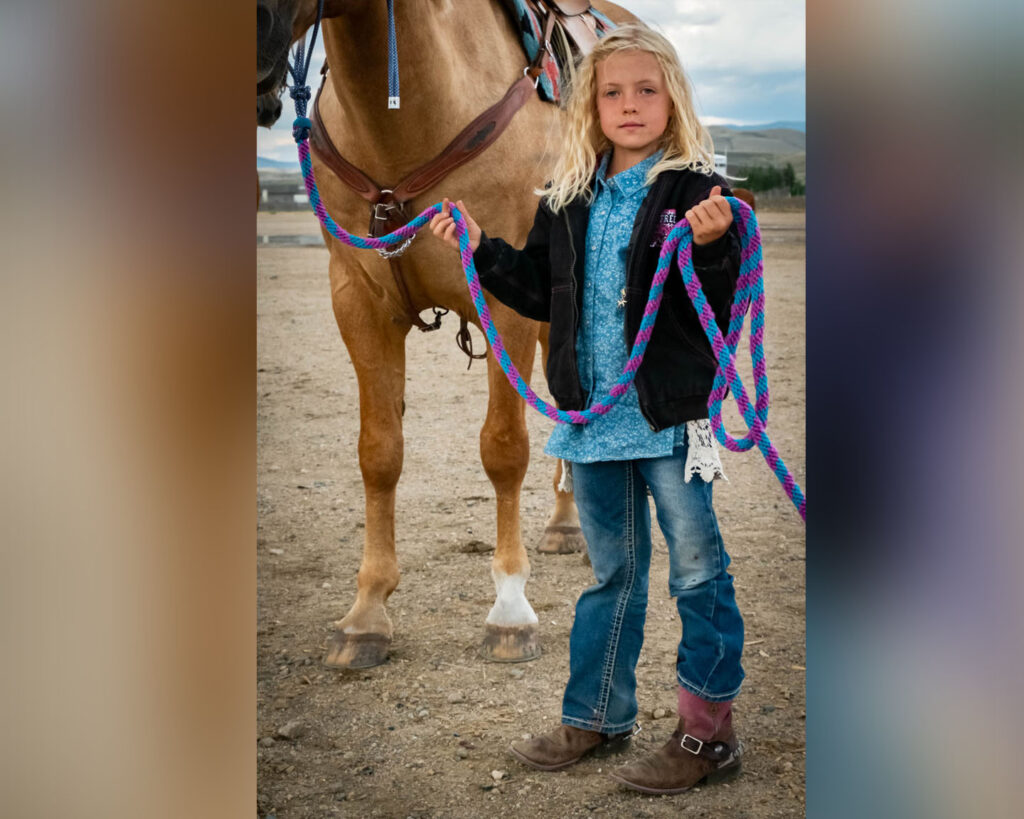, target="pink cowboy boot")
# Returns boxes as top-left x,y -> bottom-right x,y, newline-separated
608,687 -> 742,795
